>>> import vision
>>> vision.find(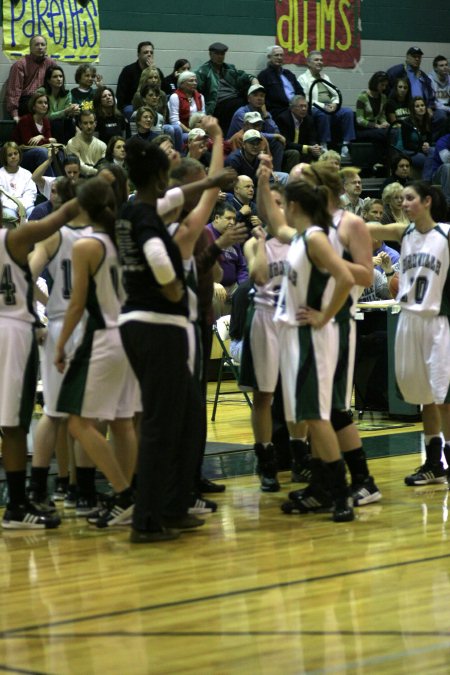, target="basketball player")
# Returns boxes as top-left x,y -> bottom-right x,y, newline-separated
367,182 -> 450,485
240,186 -> 310,492
54,177 -> 138,528
1,197 -> 80,528
259,167 -> 355,522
